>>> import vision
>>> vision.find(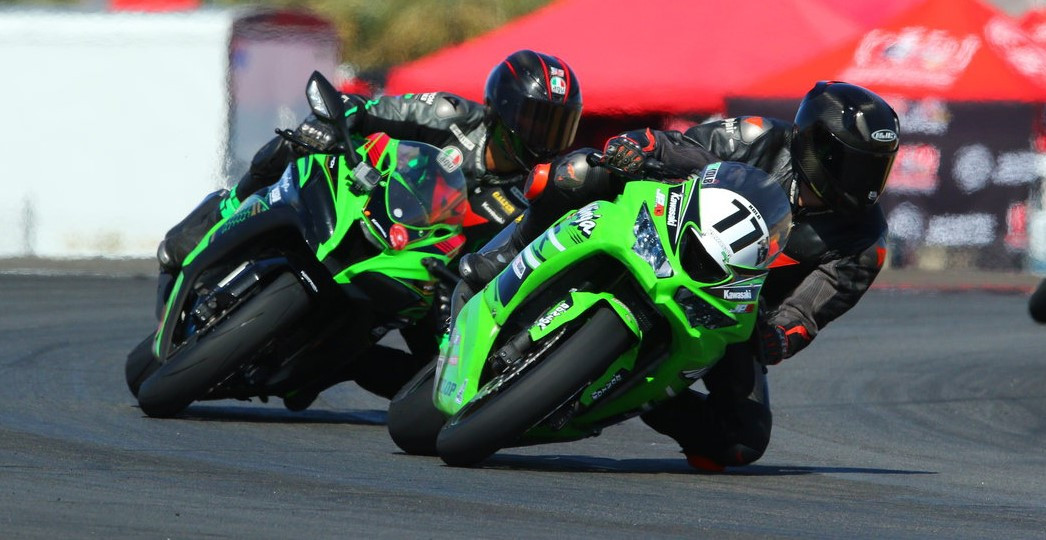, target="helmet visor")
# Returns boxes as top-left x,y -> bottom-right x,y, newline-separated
506,97 -> 581,158
802,128 -> 897,211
